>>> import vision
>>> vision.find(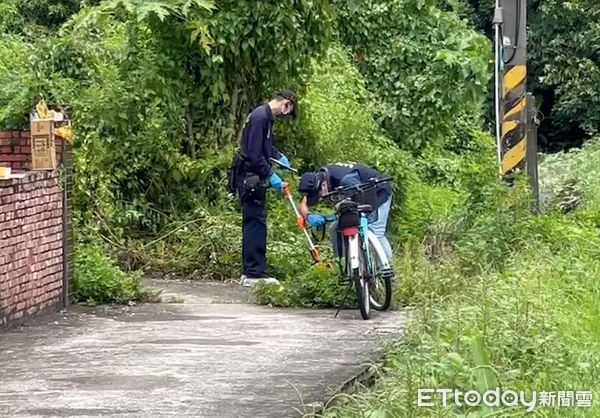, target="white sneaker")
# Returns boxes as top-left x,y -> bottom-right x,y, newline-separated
240,276 -> 280,287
